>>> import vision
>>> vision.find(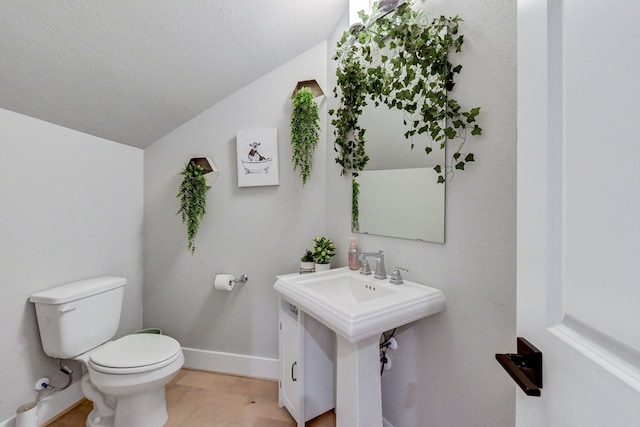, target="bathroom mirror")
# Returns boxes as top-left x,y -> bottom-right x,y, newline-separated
335,1 -> 480,243
353,102 -> 445,242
